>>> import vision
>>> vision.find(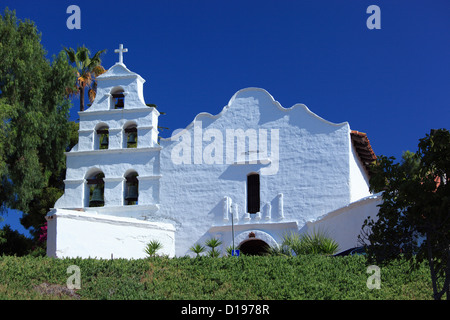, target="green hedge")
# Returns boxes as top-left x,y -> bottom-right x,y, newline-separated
0,254 -> 433,300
